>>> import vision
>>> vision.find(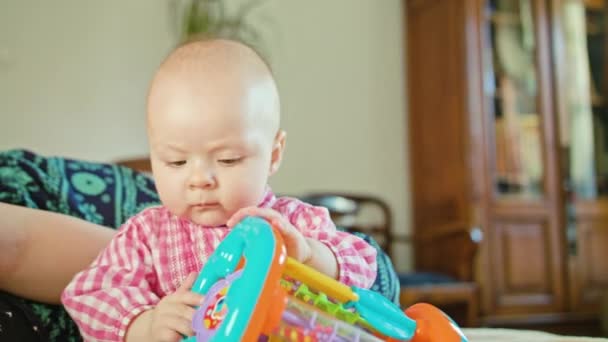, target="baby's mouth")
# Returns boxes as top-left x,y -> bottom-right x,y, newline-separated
193,202 -> 220,209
